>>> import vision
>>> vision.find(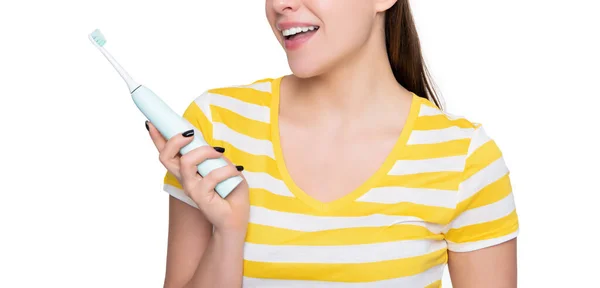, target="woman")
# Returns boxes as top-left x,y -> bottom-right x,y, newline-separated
147,0 -> 519,287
